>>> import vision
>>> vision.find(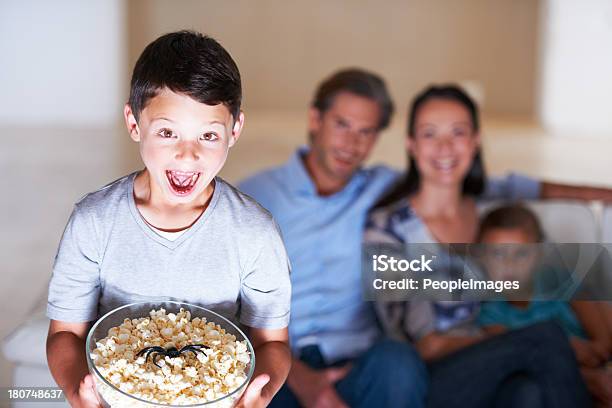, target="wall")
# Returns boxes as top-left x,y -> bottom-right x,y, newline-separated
537,0 -> 612,136
0,0 -> 126,127
127,0 -> 540,117
0,0 -> 128,387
